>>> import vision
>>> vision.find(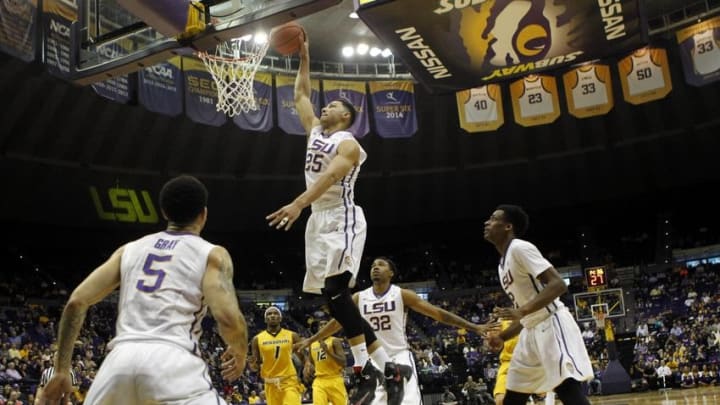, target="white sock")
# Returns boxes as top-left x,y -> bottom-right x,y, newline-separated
370,346 -> 391,371
350,343 -> 369,367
